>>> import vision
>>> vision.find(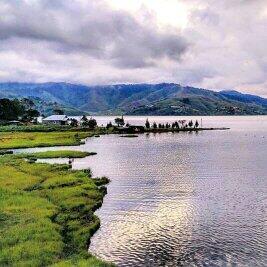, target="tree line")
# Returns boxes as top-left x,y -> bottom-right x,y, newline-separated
0,98 -> 39,122
105,116 -> 200,130
69,115 -> 97,129
145,119 -> 199,129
